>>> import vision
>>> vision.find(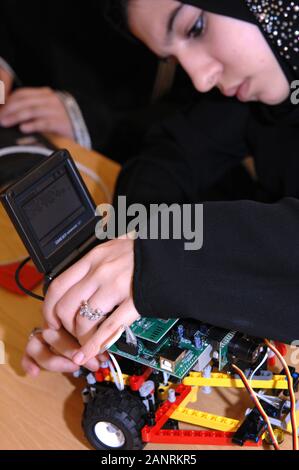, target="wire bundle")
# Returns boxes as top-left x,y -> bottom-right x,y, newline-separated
233,340 -> 298,451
